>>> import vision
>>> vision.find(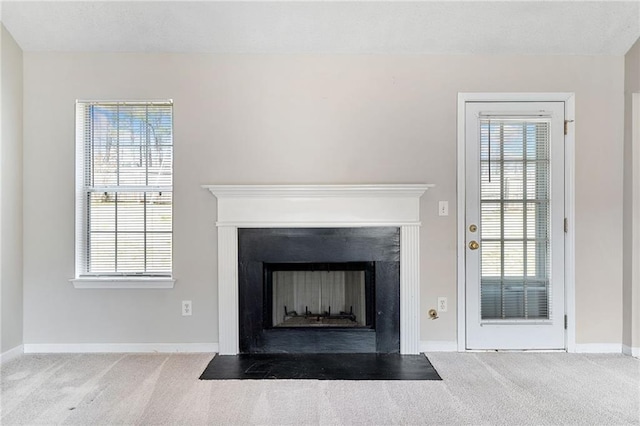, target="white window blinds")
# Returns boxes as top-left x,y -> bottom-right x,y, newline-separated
479,118 -> 550,320
76,101 -> 173,277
